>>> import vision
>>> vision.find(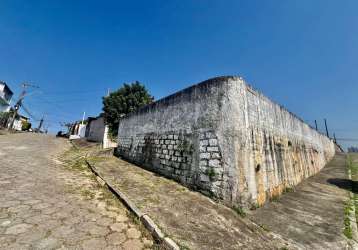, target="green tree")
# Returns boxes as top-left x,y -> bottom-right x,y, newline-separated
0,111 -> 13,128
21,120 -> 32,131
102,81 -> 154,137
